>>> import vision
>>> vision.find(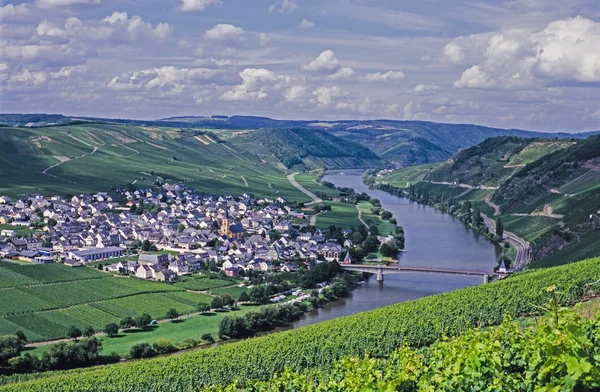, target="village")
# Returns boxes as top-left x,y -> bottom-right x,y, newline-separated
0,183 -> 351,282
